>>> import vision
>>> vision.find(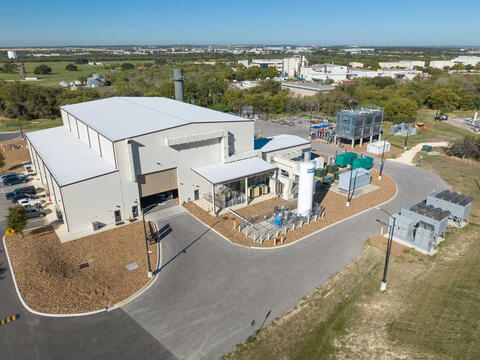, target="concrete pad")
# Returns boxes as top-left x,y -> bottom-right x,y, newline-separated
328,182 -> 380,199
